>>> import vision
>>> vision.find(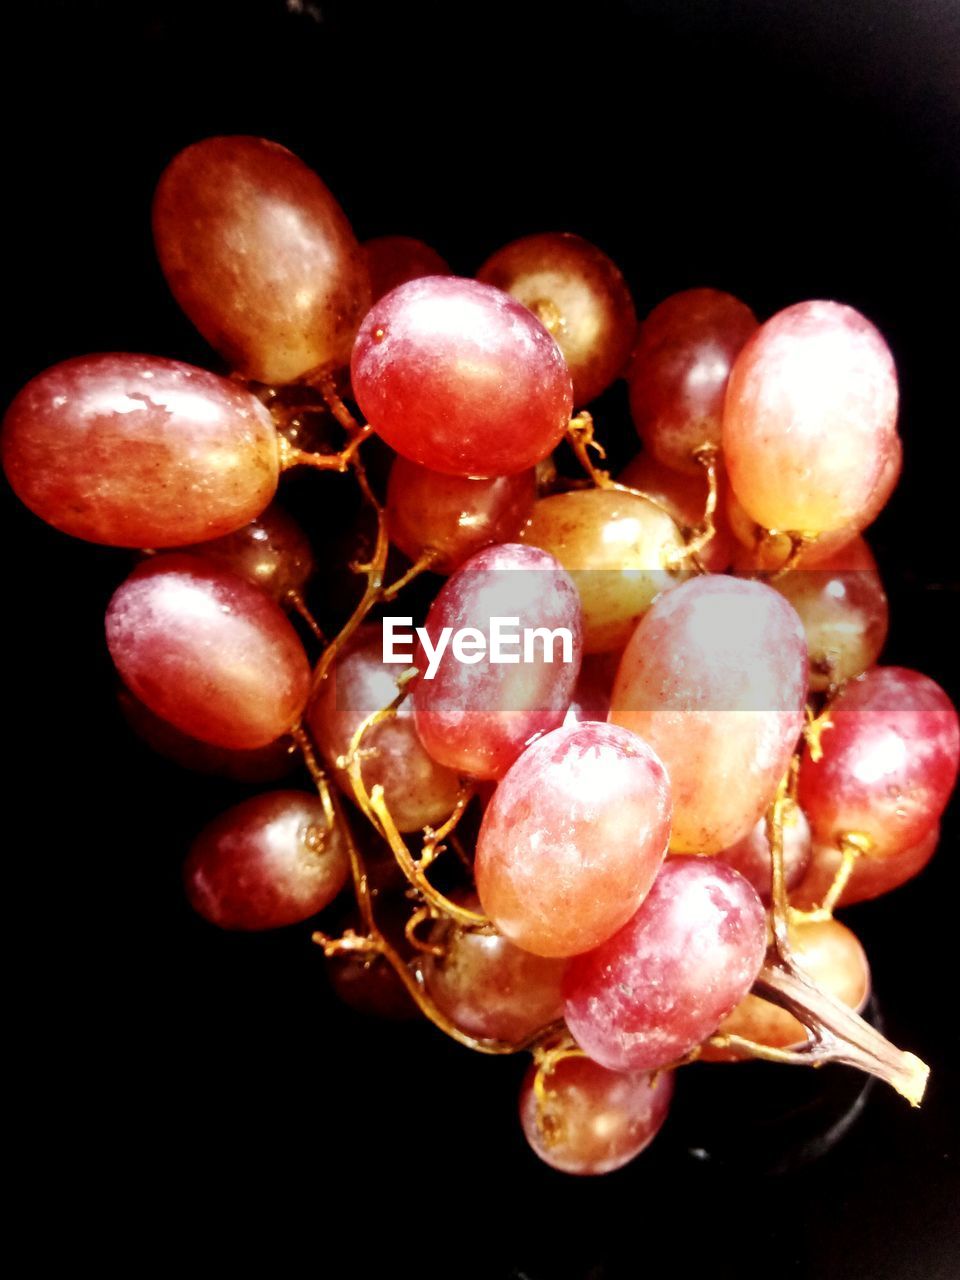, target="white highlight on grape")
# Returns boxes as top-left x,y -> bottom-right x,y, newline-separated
382,615 -> 574,679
